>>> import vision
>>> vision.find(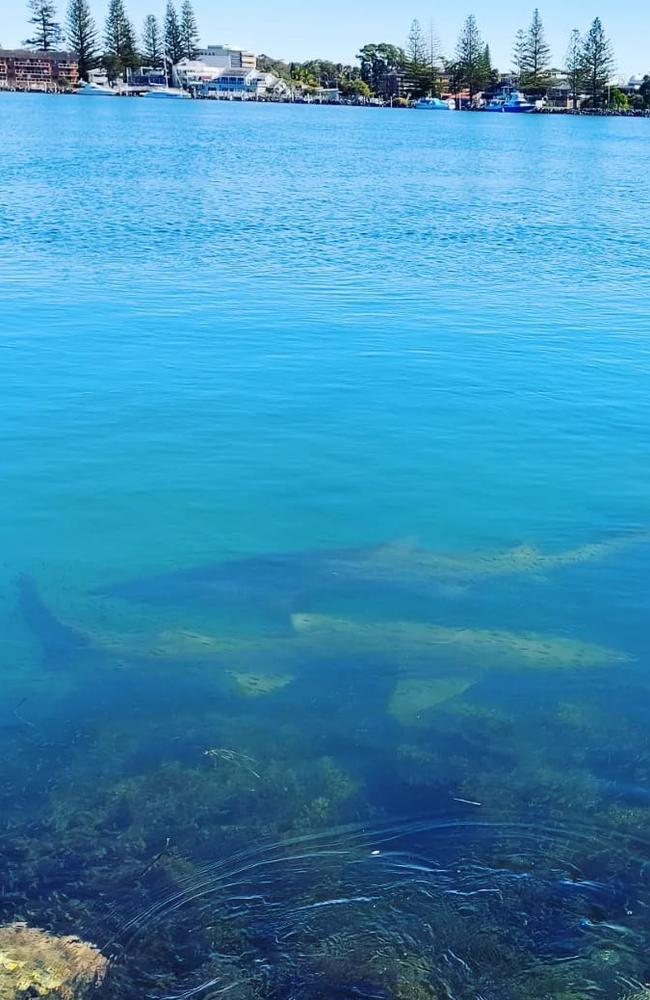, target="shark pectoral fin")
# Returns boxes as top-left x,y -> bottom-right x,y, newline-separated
388,674 -> 477,726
